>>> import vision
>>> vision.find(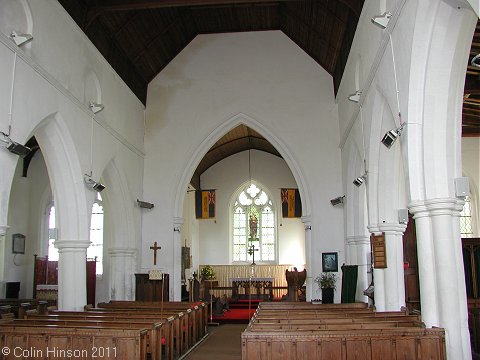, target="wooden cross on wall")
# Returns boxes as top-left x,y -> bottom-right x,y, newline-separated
150,241 -> 161,265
